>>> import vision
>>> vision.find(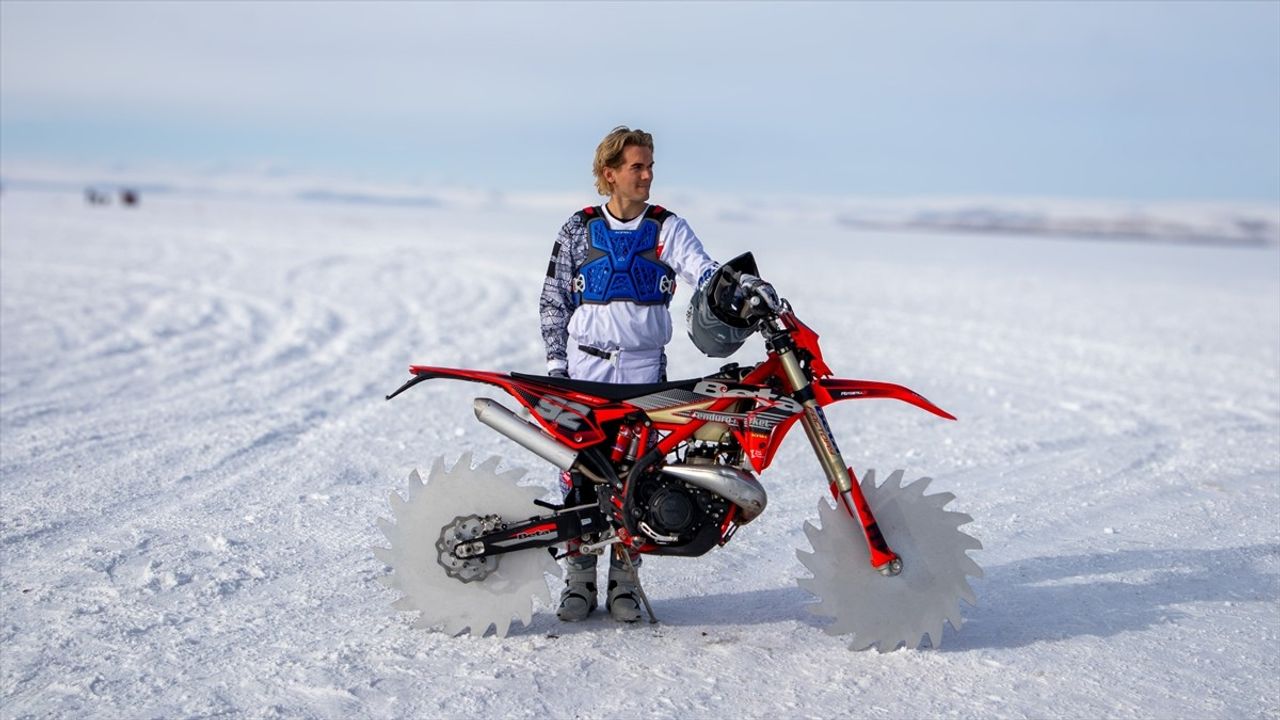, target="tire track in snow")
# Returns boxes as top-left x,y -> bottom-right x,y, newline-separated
2,227 -> 540,576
